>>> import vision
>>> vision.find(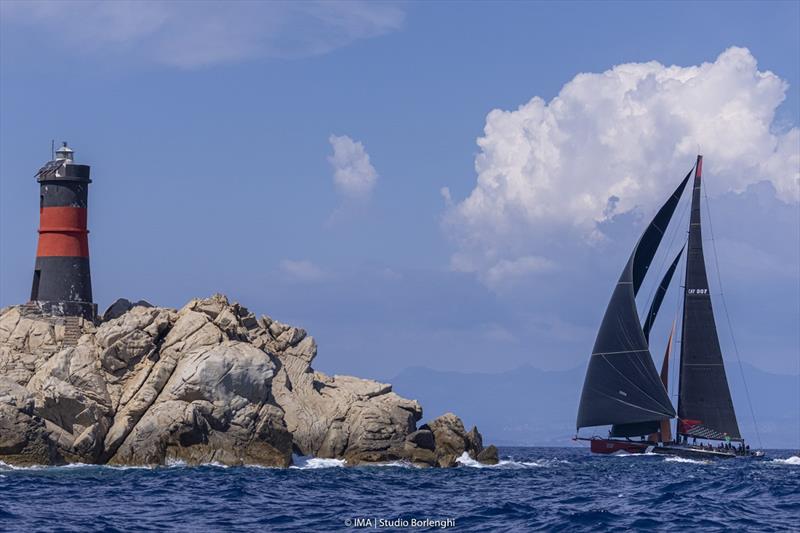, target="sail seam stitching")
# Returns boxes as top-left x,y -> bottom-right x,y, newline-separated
600,354 -> 674,417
